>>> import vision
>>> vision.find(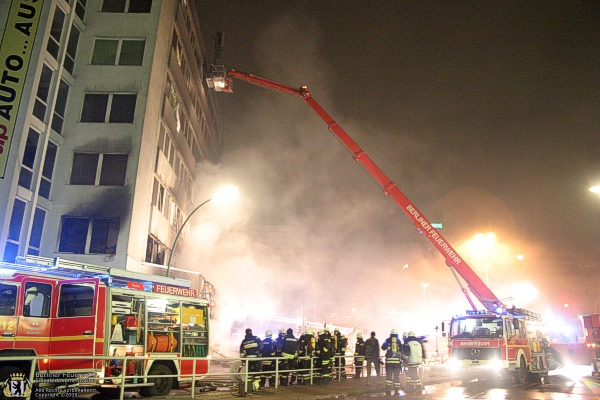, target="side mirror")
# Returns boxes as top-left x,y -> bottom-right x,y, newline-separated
513,318 -> 520,331
441,322 -> 445,332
